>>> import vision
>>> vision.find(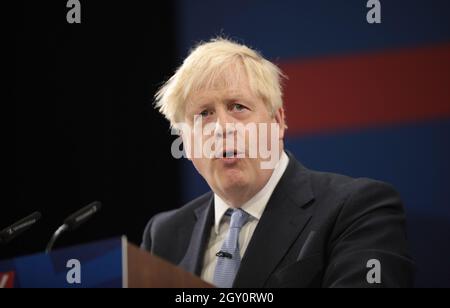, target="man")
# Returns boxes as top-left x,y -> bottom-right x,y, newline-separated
142,38 -> 414,287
